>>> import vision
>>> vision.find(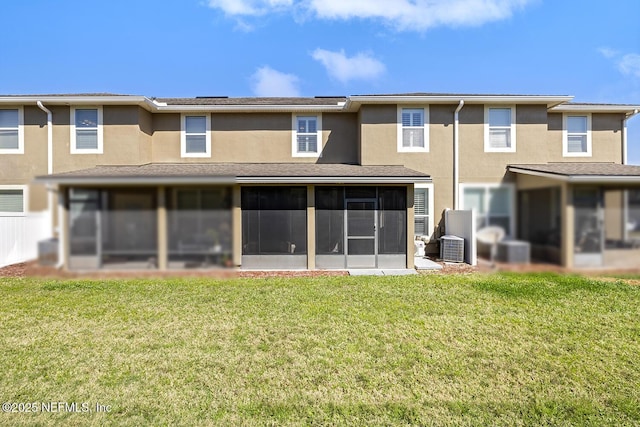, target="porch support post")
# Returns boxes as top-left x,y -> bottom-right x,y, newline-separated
307,185 -> 315,270
58,186 -> 68,270
561,182 -> 574,268
407,184 -> 415,269
232,185 -> 242,267
157,186 -> 167,270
